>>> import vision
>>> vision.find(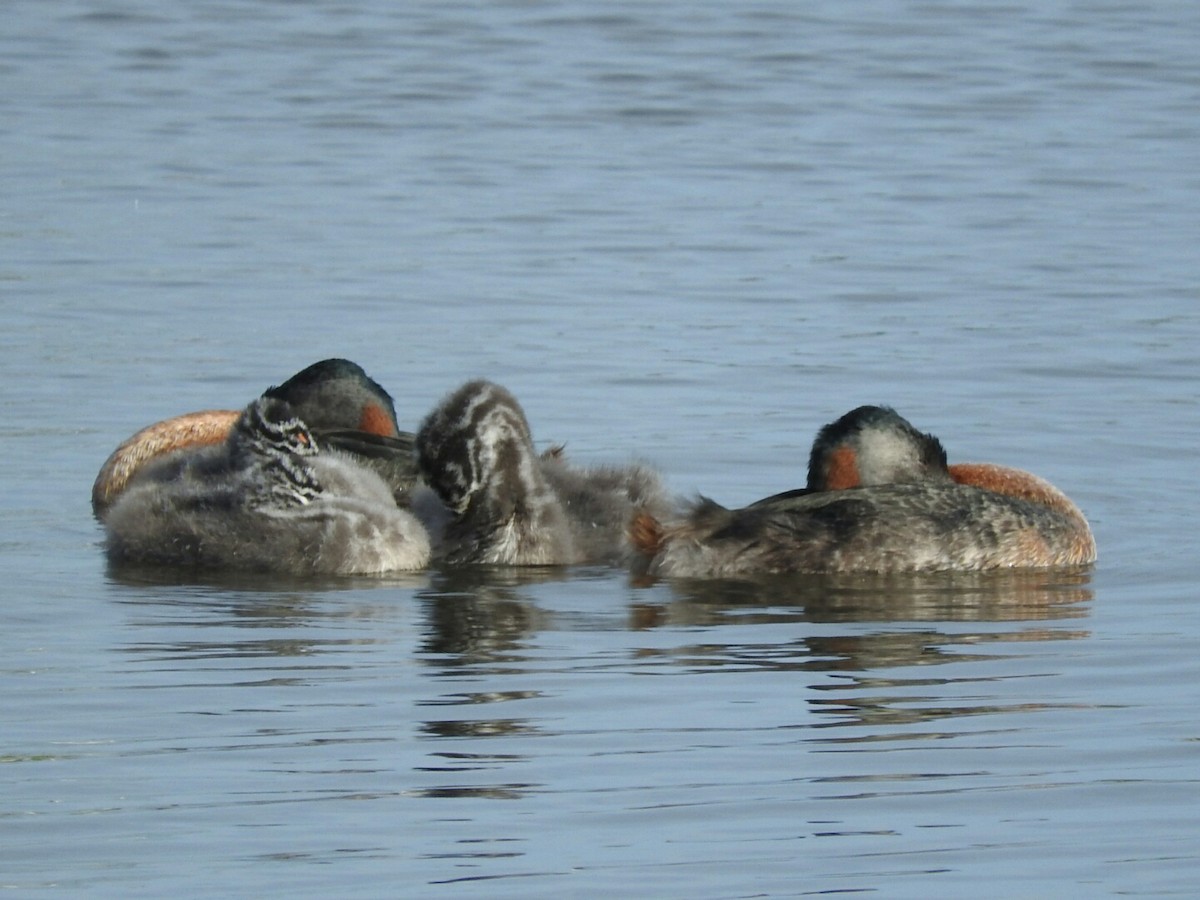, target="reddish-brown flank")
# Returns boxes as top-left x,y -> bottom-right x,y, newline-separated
949,463 -> 1085,520
91,409 -> 239,518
